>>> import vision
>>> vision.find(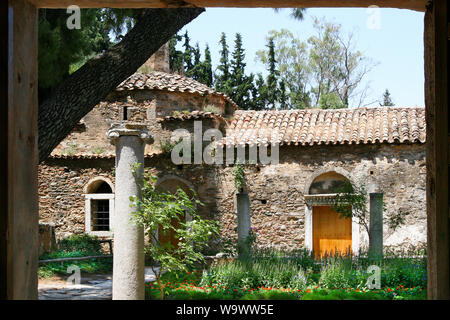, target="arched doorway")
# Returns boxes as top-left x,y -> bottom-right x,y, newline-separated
304,170 -> 359,258
155,176 -> 194,249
